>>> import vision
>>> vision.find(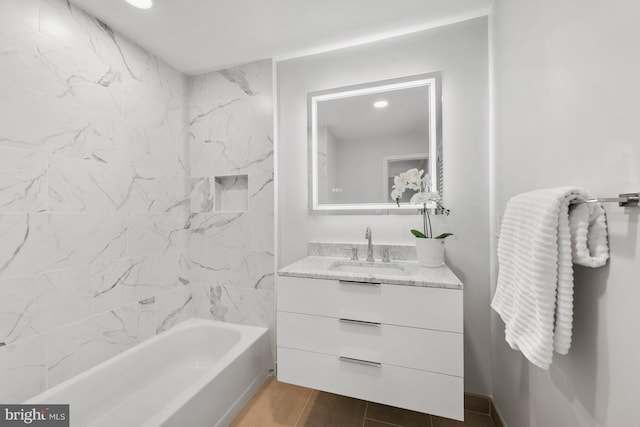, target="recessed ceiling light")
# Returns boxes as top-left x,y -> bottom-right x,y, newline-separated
373,100 -> 389,108
125,0 -> 153,9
